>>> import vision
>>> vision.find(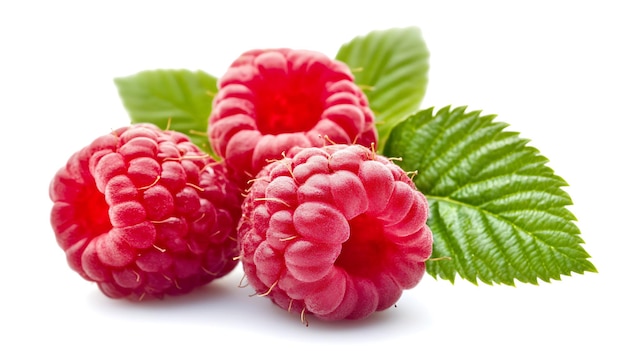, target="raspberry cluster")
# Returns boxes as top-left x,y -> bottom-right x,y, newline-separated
49,124 -> 241,300
50,48 -> 432,322
208,48 -> 378,190
238,144 -> 432,321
